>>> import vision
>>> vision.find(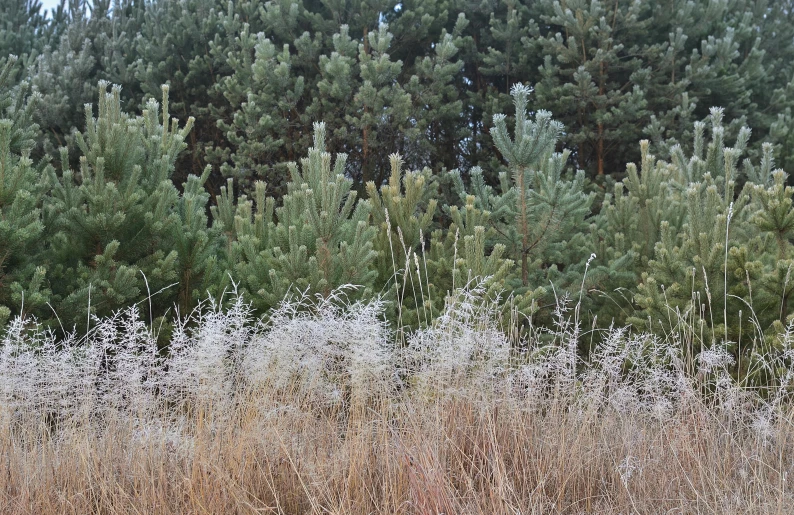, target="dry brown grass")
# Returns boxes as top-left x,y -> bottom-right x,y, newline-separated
1,386 -> 793,514
2,290 -> 794,514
